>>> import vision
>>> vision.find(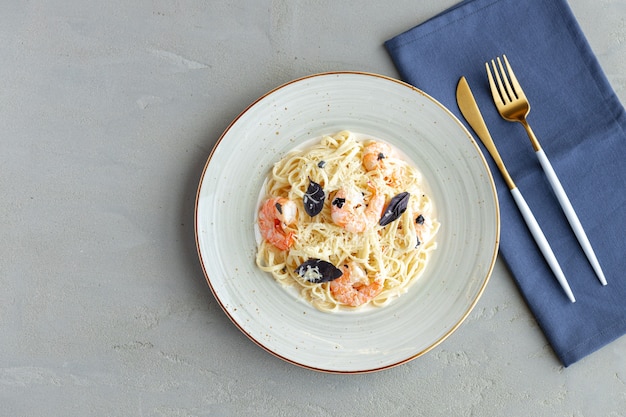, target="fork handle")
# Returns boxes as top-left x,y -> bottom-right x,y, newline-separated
510,187 -> 576,303
535,149 -> 607,286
